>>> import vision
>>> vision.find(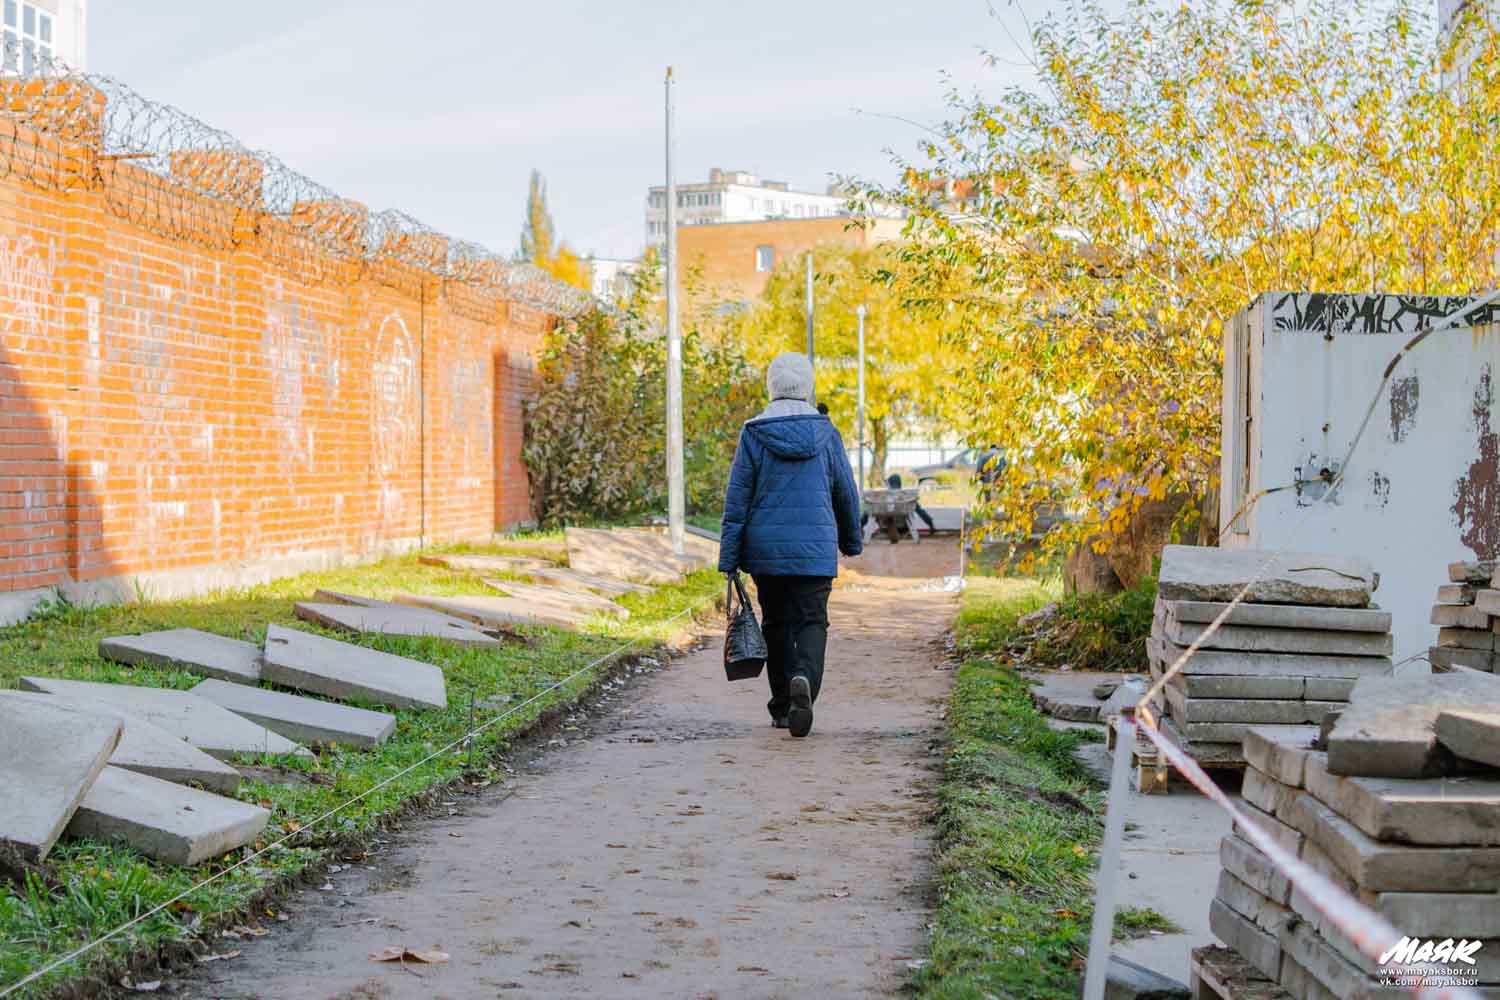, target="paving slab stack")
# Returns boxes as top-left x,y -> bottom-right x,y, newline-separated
1428,559 -> 1500,674
1208,671 -> 1500,1000
1149,546 -> 1392,766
